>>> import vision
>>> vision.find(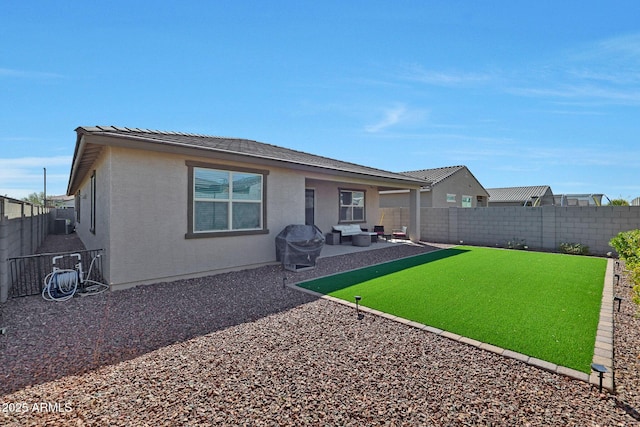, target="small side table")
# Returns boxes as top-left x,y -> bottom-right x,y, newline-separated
352,234 -> 372,247
325,232 -> 340,245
